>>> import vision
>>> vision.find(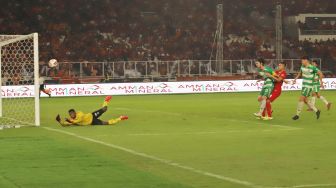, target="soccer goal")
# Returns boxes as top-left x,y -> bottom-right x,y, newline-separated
0,33 -> 40,129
